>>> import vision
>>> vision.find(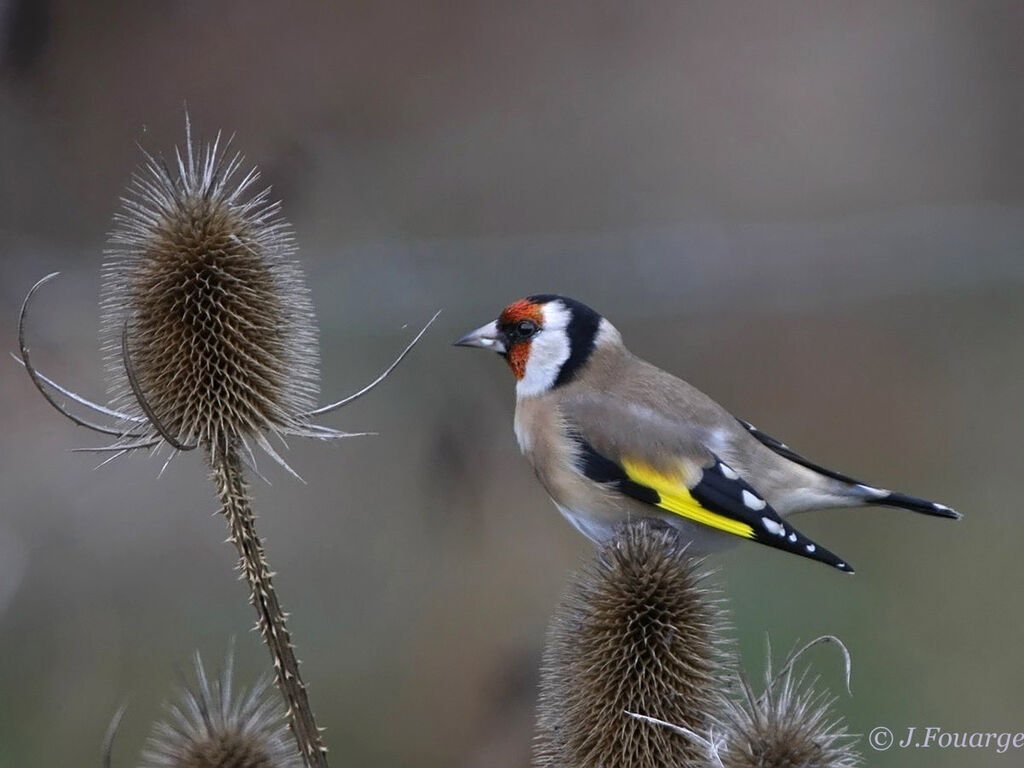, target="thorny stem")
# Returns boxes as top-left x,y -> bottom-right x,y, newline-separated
212,441 -> 328,768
